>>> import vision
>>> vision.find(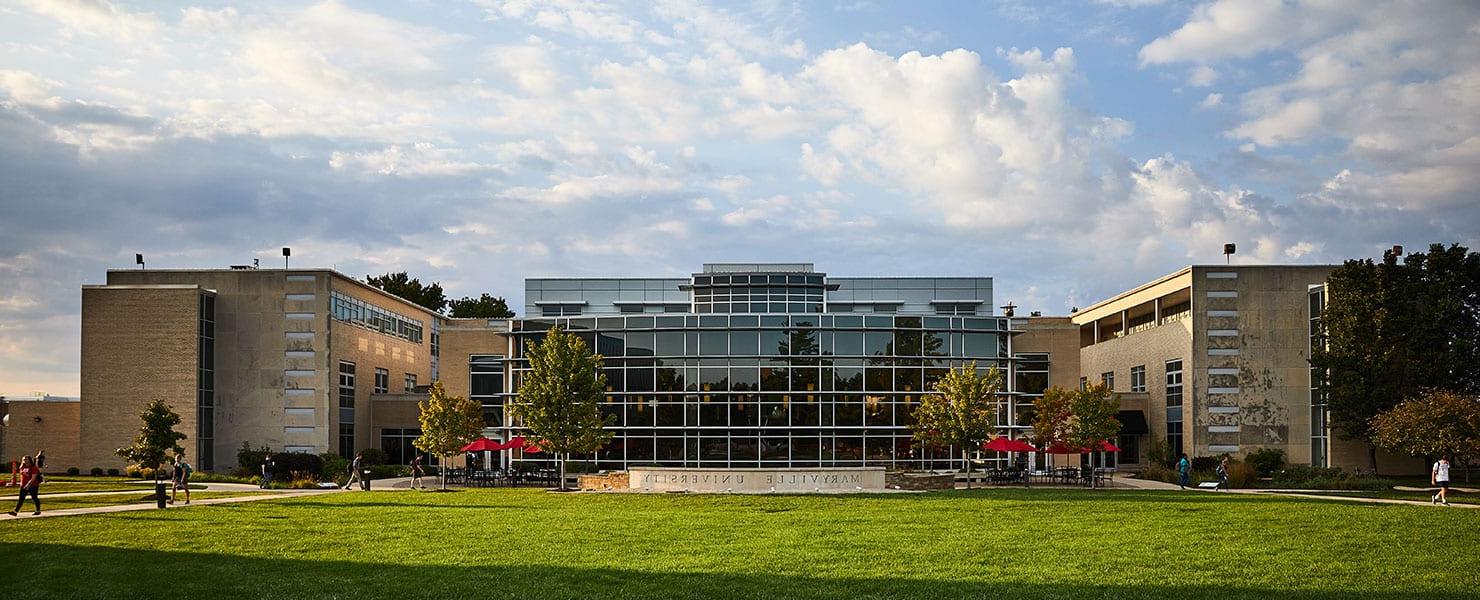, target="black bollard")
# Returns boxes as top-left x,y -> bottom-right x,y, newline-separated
155,481 -> 167,508
362,470 -> 371,491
